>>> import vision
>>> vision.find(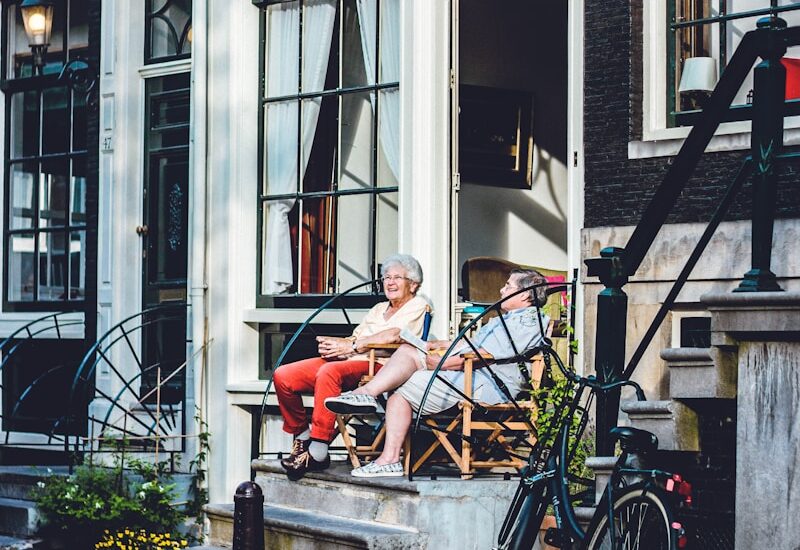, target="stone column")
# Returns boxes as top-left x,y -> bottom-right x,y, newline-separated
702,291 -> 800,550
